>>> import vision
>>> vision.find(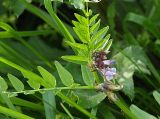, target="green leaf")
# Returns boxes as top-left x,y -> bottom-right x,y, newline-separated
104,39 -> 112,51
130,105 -> 157,119
113,46 -> 149,100
69,0 -> 84,9
65,41 -> 88,51
153,91 -> 160,106
125,12 -> 160,38
65,41 -> 88,56
0,57 -> 47,87
37,66 -> 56,88
91,26 -> 109,45
55,61 -> 74,86
13,0 -> 26,17
90,19 -> 100,35
27,79 -> 40,90
0,76 -> 8,92
74,13 -> 87,25
107,1 -> 116,37
73,24 -> 90,43
0,104 -> 34,119
75,90 -> 106,109
94,34 -> 111,50
90,14 -> 99,25
73,27 -> 88,43
61,56 -> 88,65
8,74 -> 24,92
81,65 -> 95,86
43,91 -> 56,119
